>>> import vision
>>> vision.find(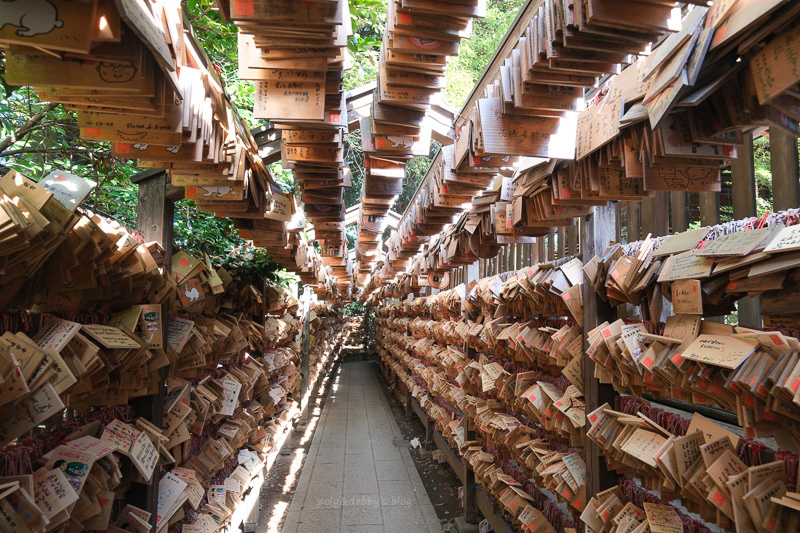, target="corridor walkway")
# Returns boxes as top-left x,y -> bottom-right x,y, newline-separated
280,361 -> 443,533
